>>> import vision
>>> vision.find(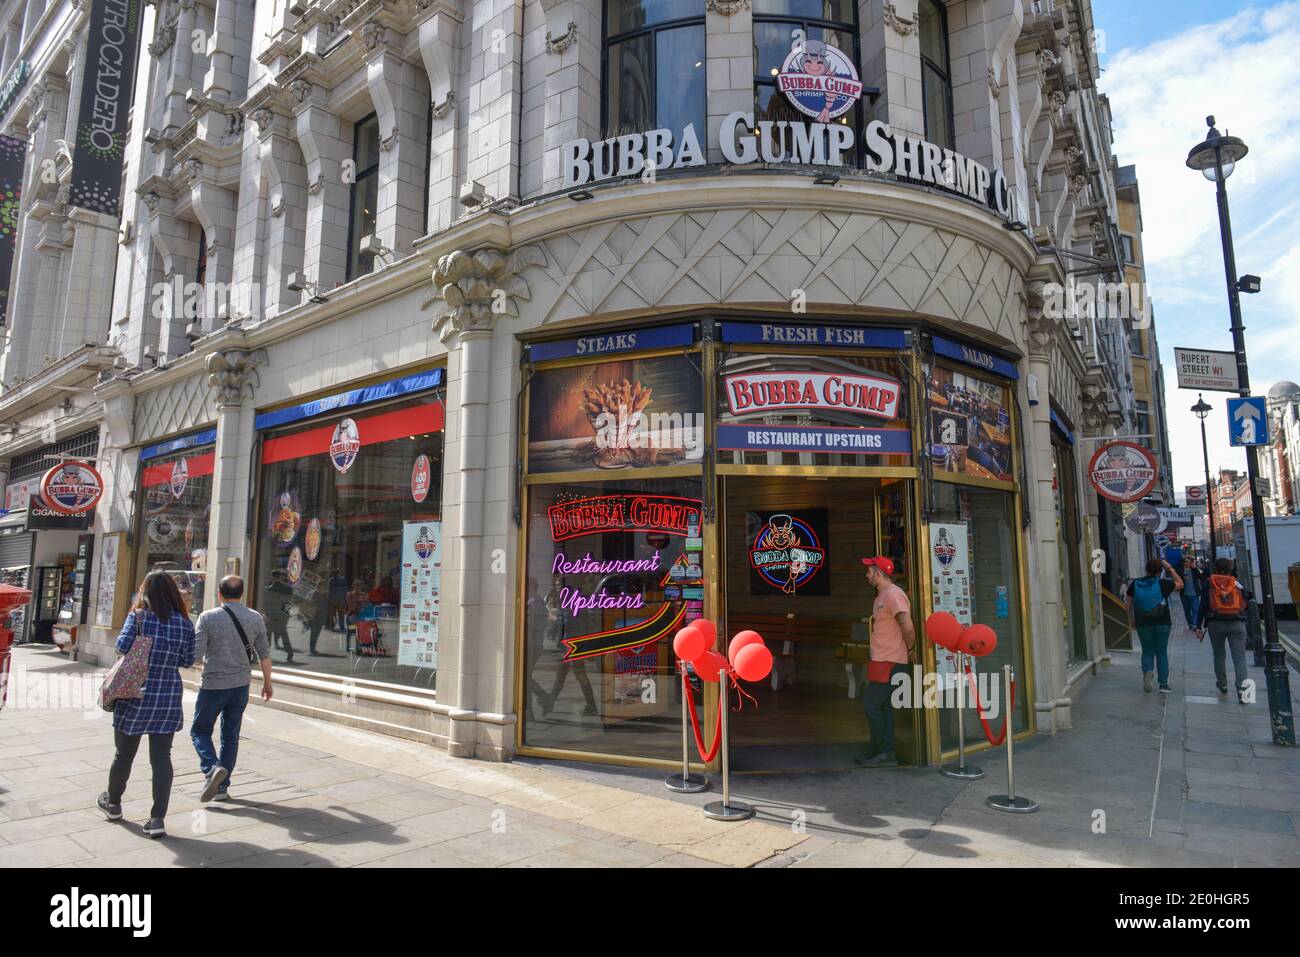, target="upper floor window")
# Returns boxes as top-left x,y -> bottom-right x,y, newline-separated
1121,234 -> 1136,264
753,0 -> 862,152
917,0 -> 953,150
604,0 -> 706,138
195,230 -> 207,287
347,114 -> 380,282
